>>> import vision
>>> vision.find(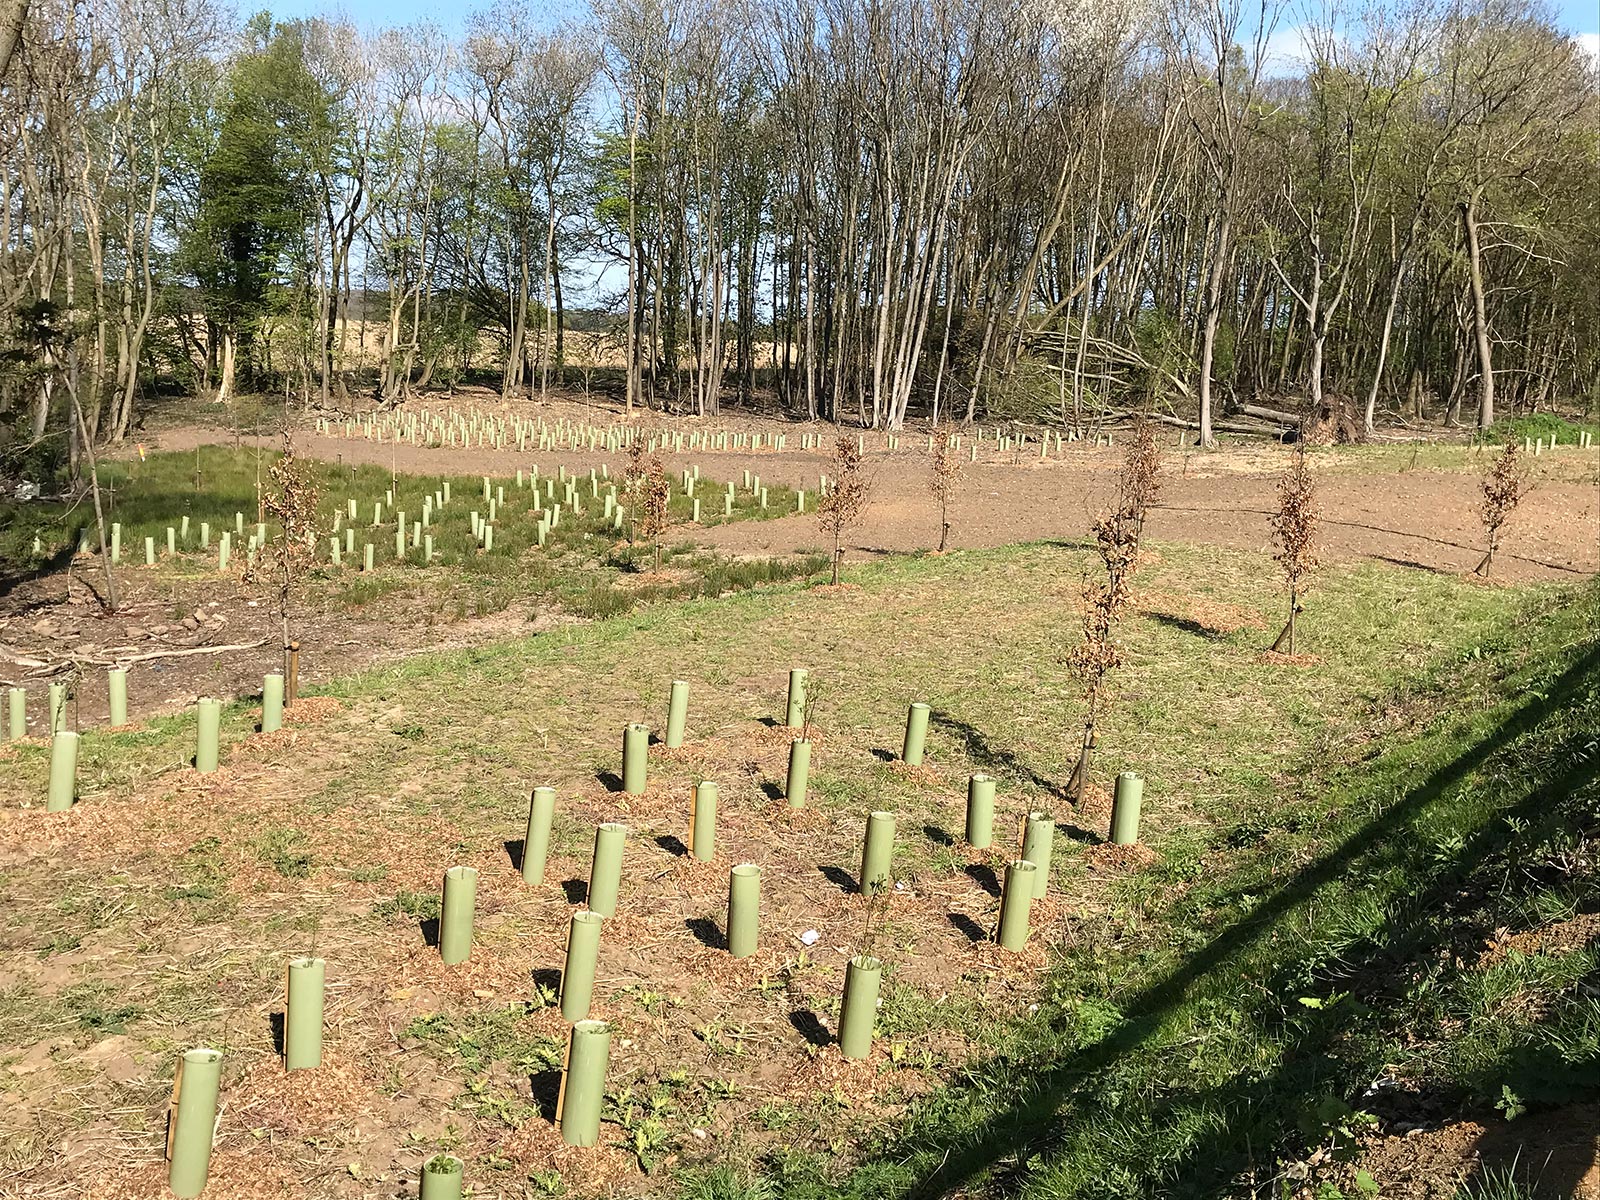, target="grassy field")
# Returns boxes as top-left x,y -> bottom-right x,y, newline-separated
1,446 -> 818,626
4,531 -> 1589,1197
